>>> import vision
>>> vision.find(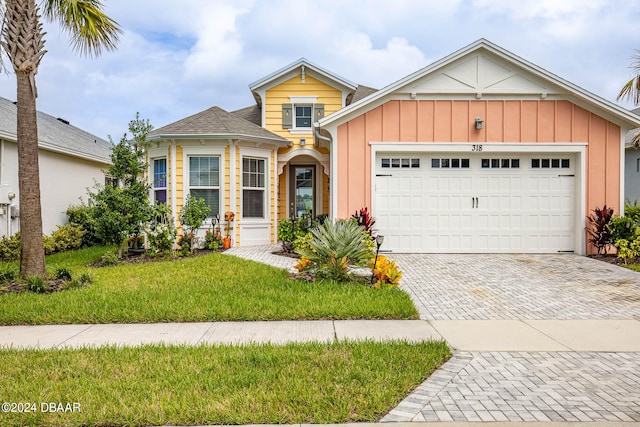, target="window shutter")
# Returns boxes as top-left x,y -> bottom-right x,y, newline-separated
313,104 -> 324,120
282,103 -> 292,129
